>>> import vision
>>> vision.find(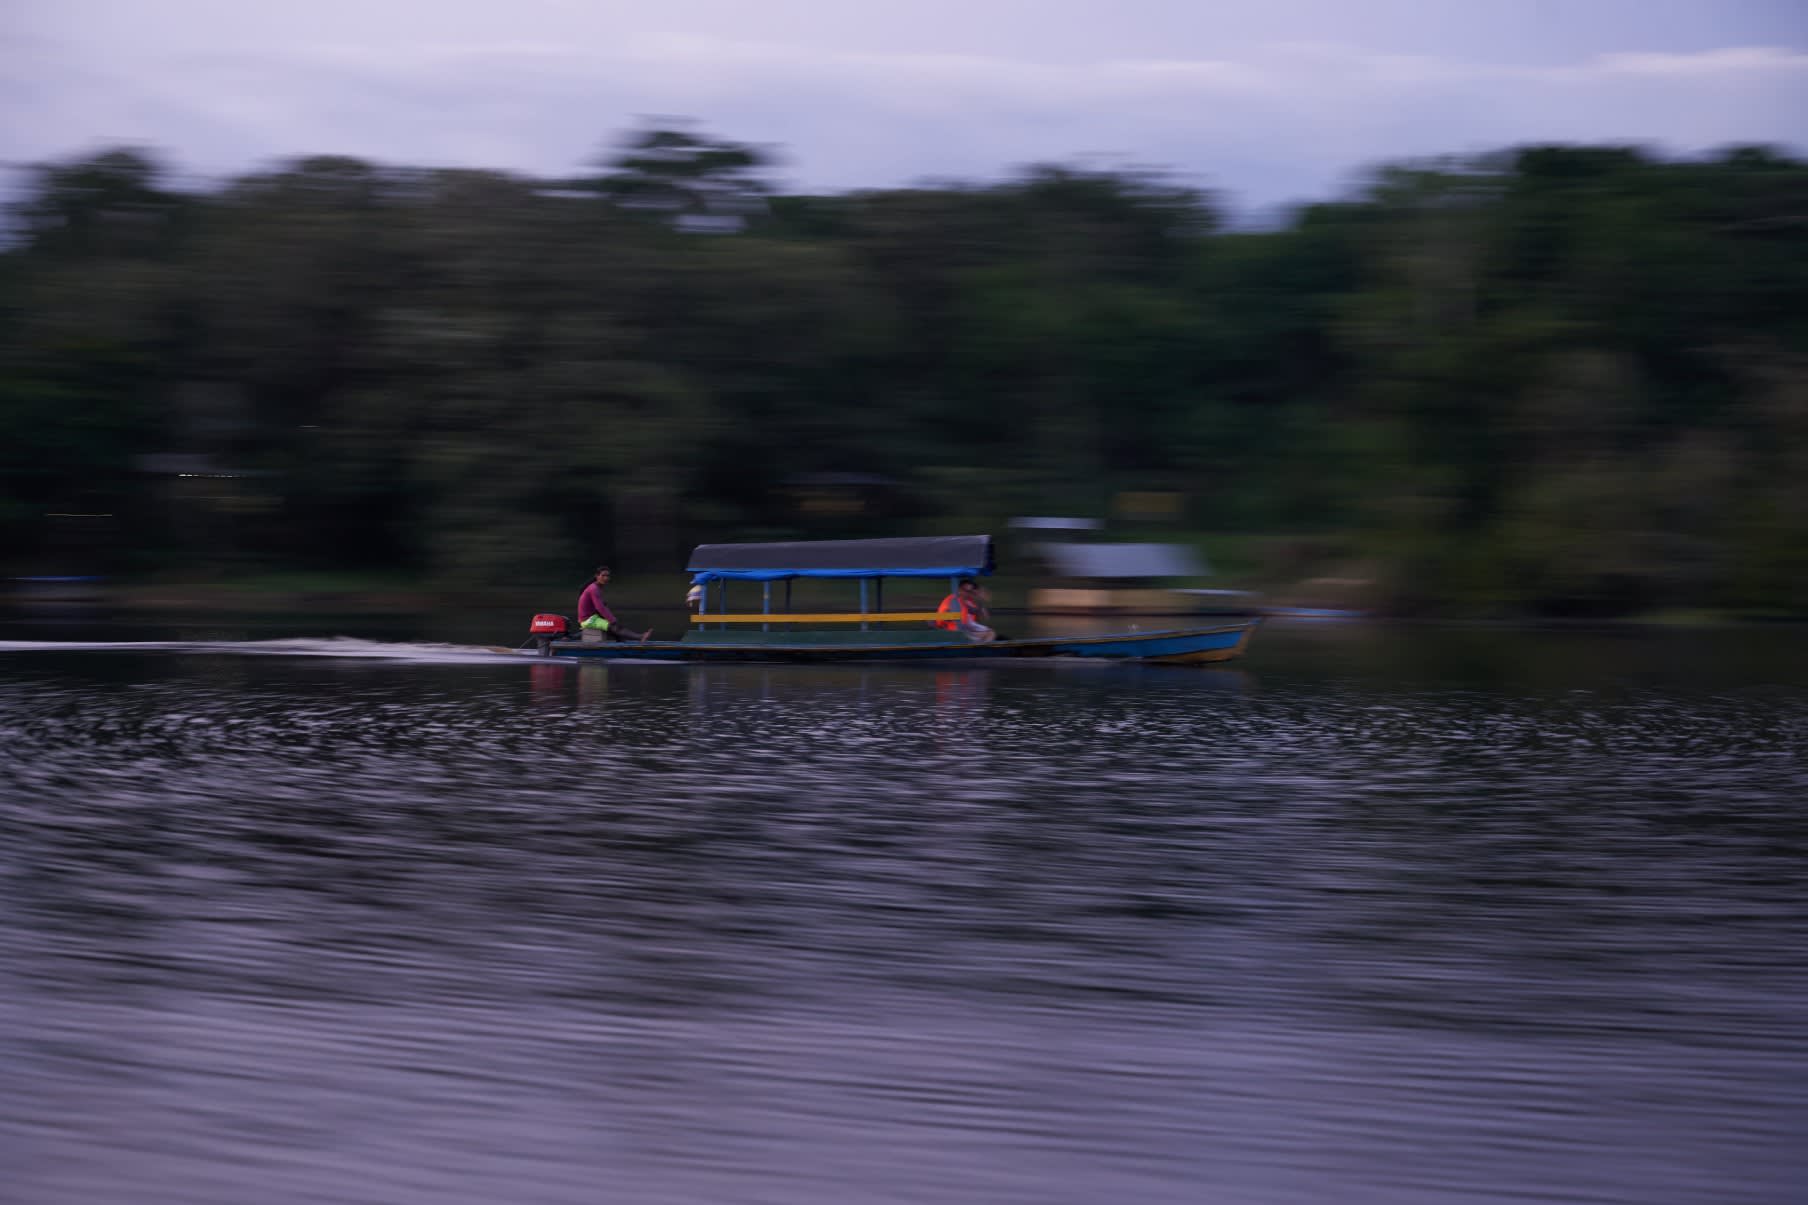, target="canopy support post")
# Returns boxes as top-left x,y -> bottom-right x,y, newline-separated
859,579 -> 869,631
762,581 -> 771,632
